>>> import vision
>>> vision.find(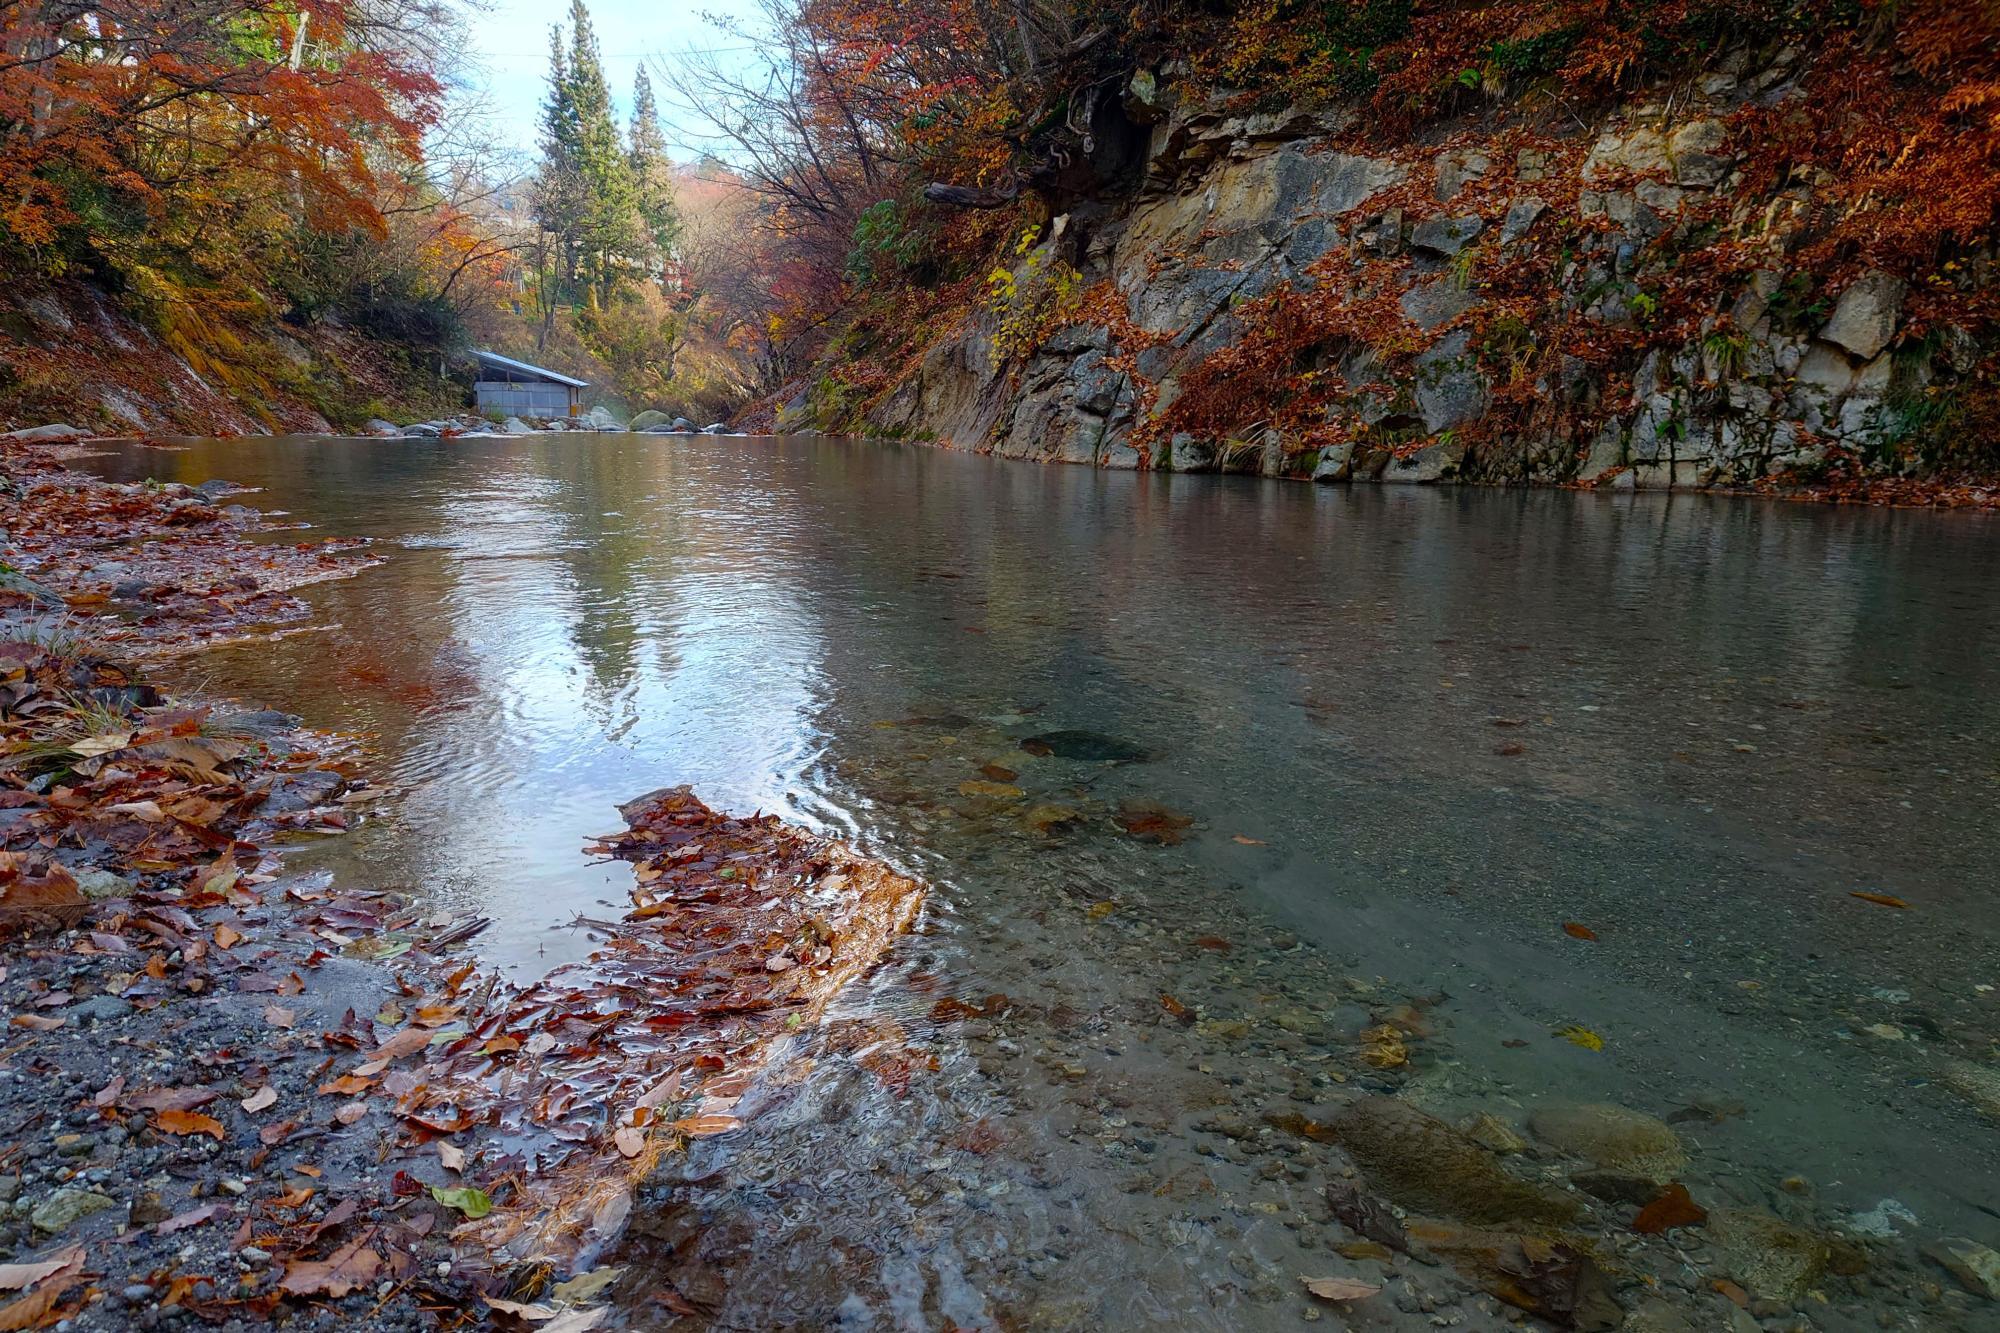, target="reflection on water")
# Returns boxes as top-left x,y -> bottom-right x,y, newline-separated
83,434 -> 2000,1329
